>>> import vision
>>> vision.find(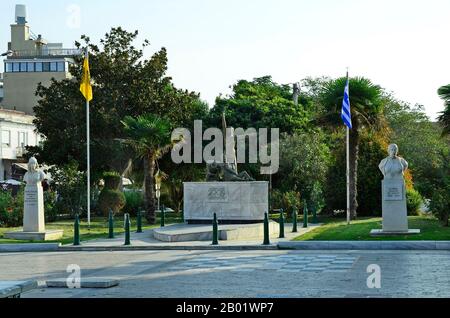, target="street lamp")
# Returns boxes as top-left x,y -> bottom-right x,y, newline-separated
155,177 -> 162,213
